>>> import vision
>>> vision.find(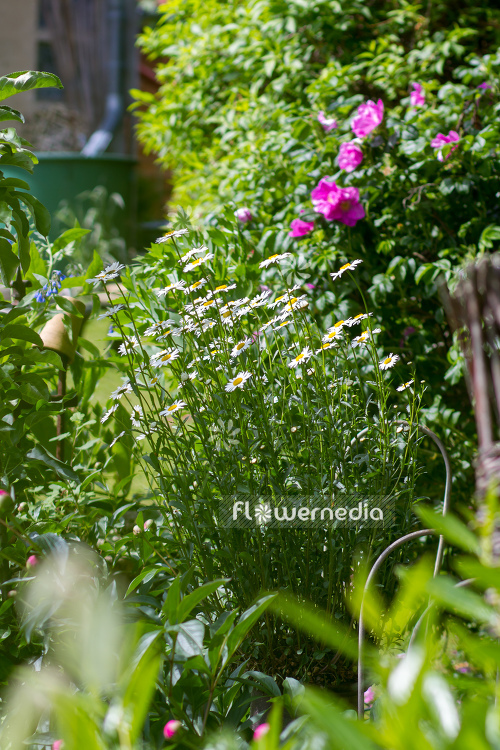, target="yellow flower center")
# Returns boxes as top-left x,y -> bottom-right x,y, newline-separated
353,314 -> 363,320
295,353 -> 305,361
191,281 -> 201,289
334,320 -> 344,328
289,297 -> 298,305
161,354 -> 171,362
236,342 -> 245,350
267,255 -> 279,262
191,258 -> 201,266
322,343 -> 330,349
222,311 -> 232,318
233,377 -> 243,386
167,404 -> 178,411
384,357 -> 392,365
327,331 -> 336,339
340,201 -> 351,212
215,285 -> 227,291
202,300 -> 214,307
340,263 -> 350,271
